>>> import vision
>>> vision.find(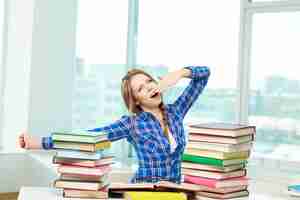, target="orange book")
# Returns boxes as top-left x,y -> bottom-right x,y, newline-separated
55,179 -> 108,191
63,187 -> 108,198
